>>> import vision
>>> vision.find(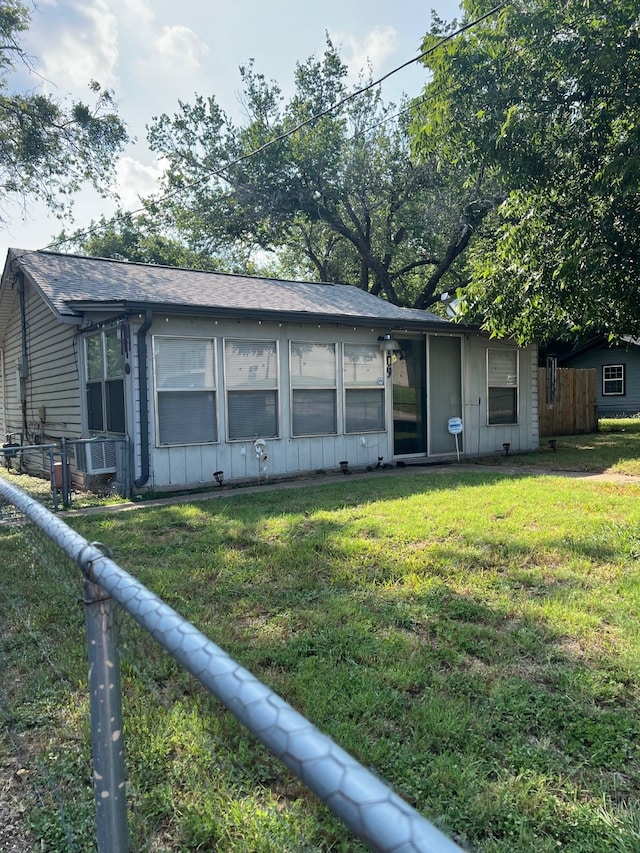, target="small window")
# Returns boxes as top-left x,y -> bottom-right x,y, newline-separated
602,364 -> 624,396
85,328 -> 126,434
487,349 -> 518,425
225,340 -> 278,440
154,337 -> 217,446
343,344 -> 385,432
291,342 -> 337,436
